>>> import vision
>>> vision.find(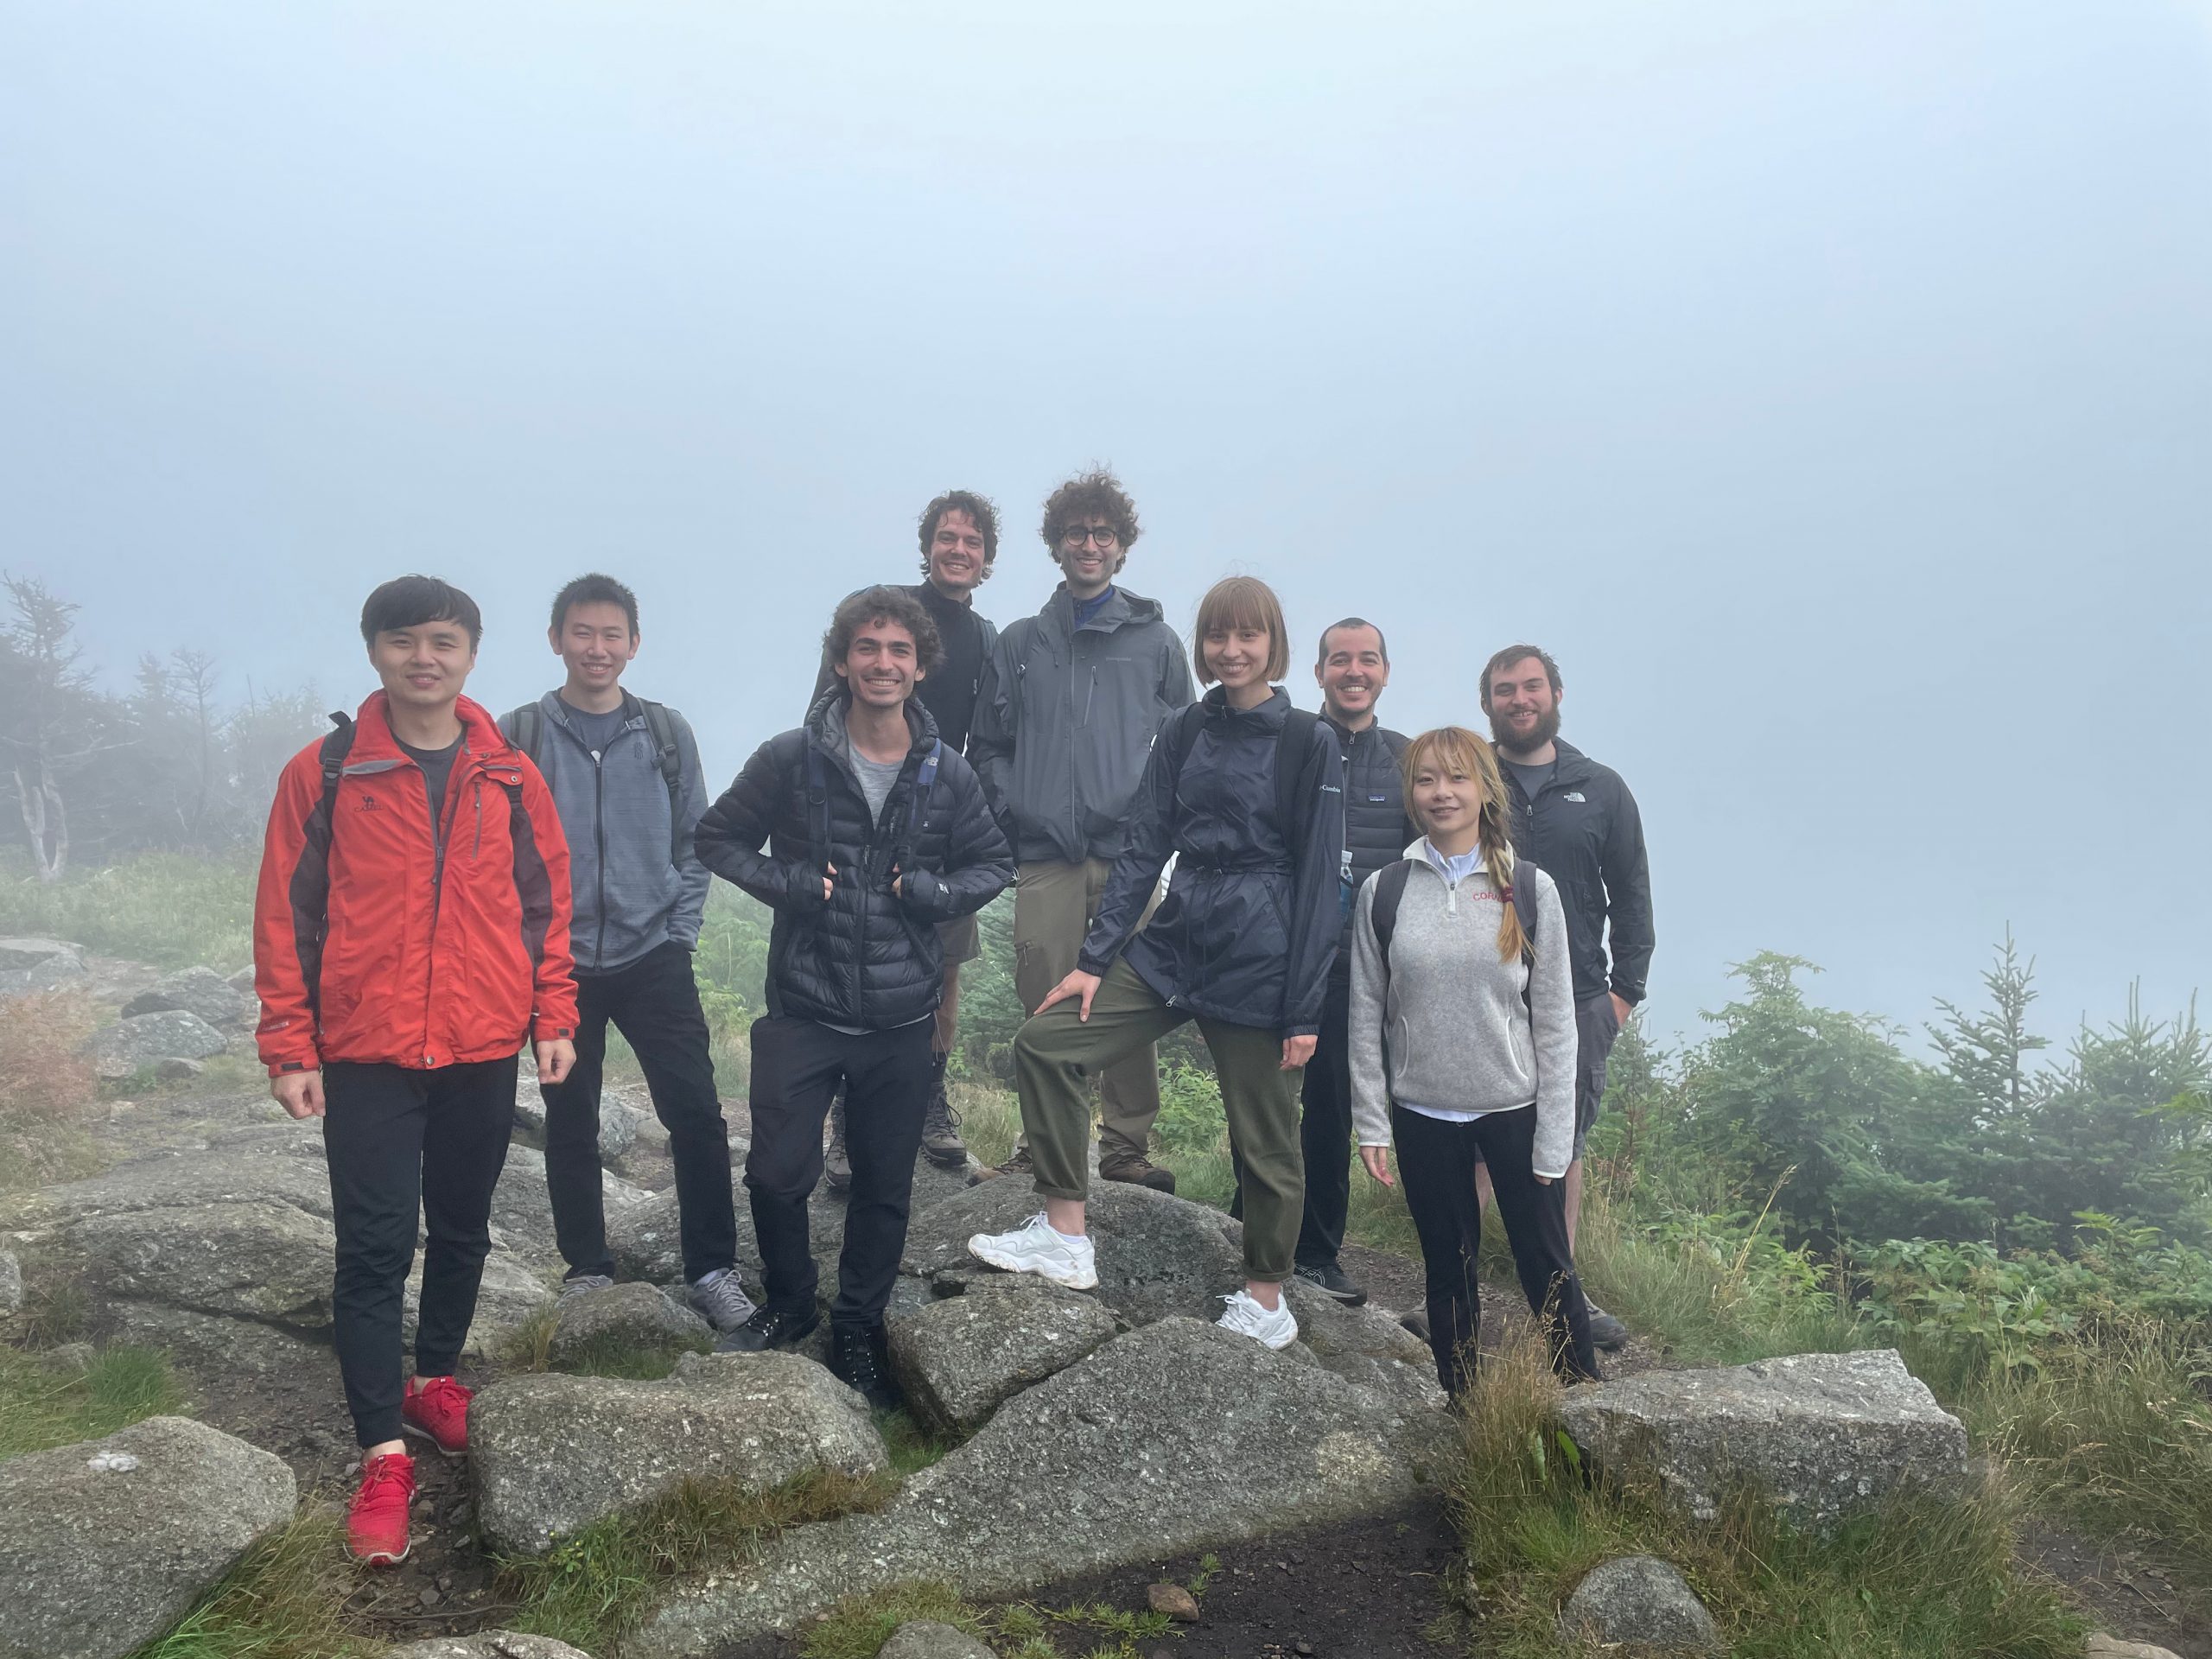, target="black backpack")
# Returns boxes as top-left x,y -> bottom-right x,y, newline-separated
1368,854 -> 1541,1002
505,697 -> 686,865
1159,700 -> 1325,838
